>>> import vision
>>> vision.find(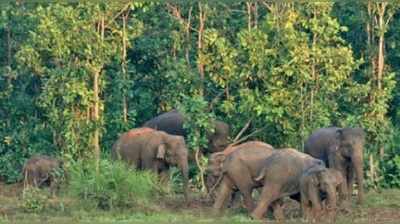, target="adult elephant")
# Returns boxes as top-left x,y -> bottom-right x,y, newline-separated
112,127 -> 189,200
207,141 -> 275,213
250,148 -> 324,220
304,127 -> 365,204
143,109 -> 230,153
